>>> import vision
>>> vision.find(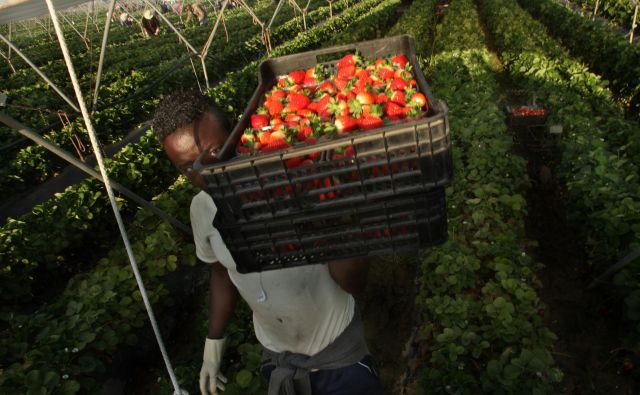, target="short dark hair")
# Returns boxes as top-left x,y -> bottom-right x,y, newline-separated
152,89 -> 230,143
